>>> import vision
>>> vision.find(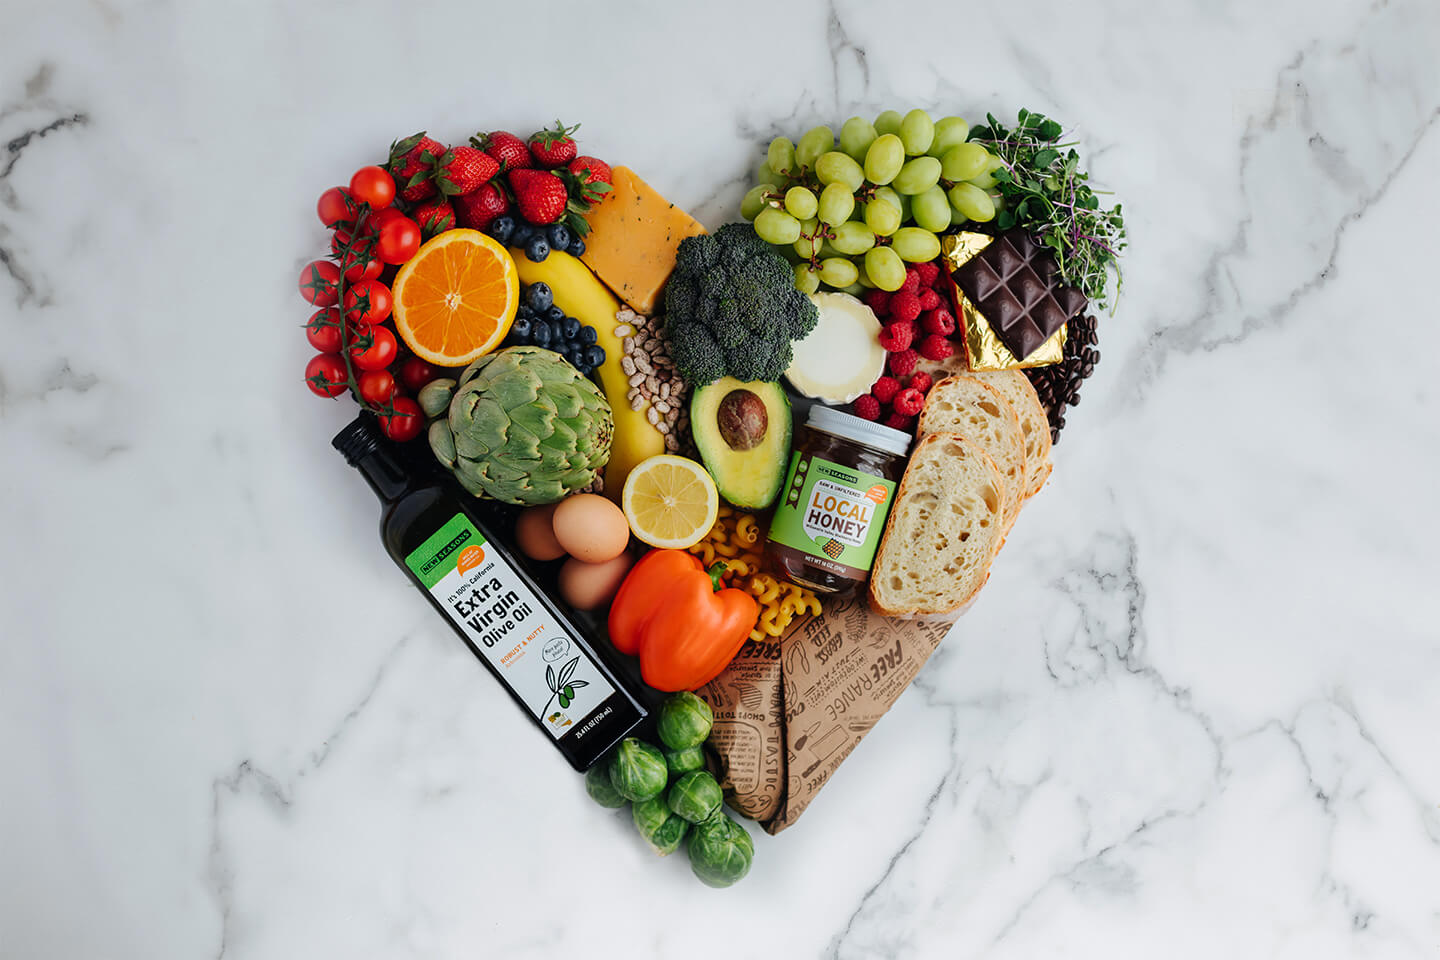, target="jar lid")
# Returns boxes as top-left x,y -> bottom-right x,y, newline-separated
806,404 -> 912,457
